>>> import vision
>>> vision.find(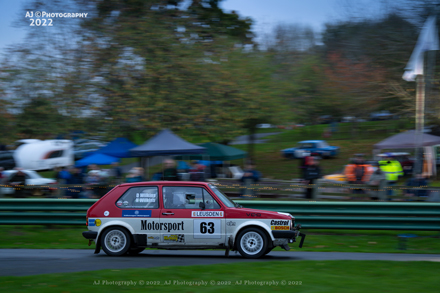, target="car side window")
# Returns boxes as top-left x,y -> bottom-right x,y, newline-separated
202,189 -> 221,209
301,143 -> 313,149
162,187 -> 220,209
116,186 -> 159,209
